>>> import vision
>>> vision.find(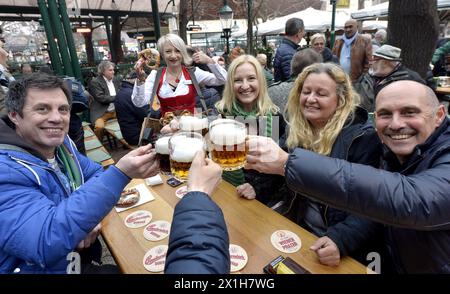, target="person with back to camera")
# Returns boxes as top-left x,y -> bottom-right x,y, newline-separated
165,150 -> 230,274
273,18 -> 305,82
246,79 -> 450,273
